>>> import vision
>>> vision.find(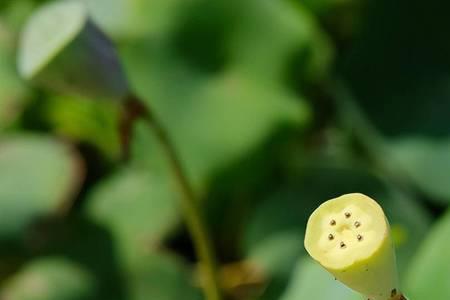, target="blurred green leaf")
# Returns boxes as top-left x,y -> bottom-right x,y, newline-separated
53,216 -> 201,300
0,135 -> 82,240
247,232 -> 303,279
43,95 -> 121,159
128,69 -> 309,190
120,0 -> 319,189
36,217 -> 127,300
87,194 -> 200,300
85,167 -> 180,263
0,0 -> 37,32
390,138 -> 450,203
229,0 -> 334,84
279,257 -> 359,300
405,210 -> 450,300
126,252 -> 201,300
246,233 -> 304,300
0,257 -> 96,300
85,0 -> 182,41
